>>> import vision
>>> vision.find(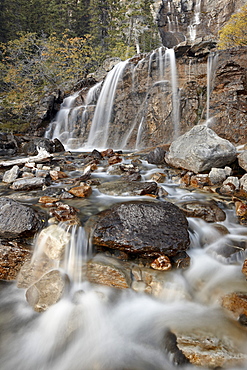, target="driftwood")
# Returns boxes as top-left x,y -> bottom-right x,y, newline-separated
0,147 -> 53,167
